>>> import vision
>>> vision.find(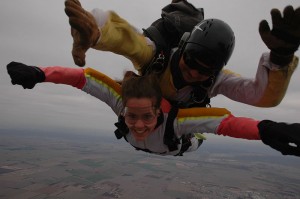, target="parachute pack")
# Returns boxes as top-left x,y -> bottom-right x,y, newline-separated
141,1 -> 214,108
142,0 -> 204,75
